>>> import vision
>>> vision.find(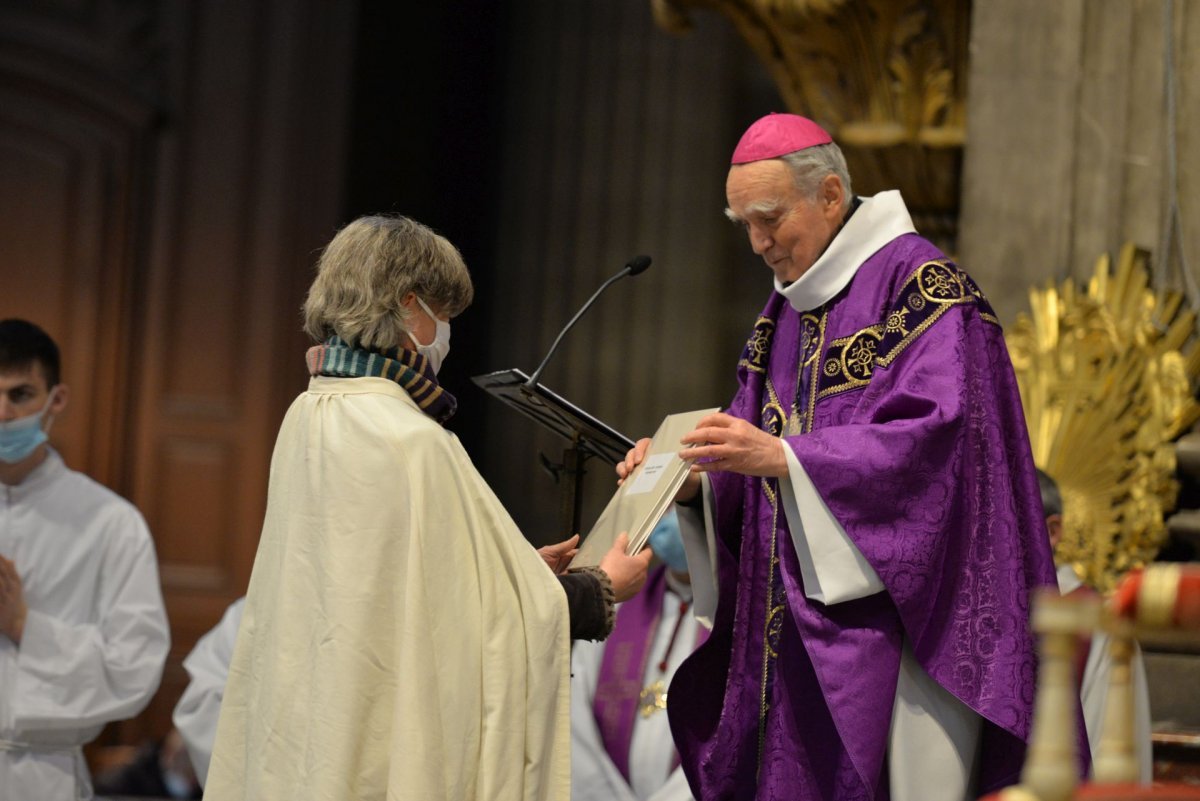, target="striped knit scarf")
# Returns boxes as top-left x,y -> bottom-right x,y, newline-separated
305,336 -> 457,424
